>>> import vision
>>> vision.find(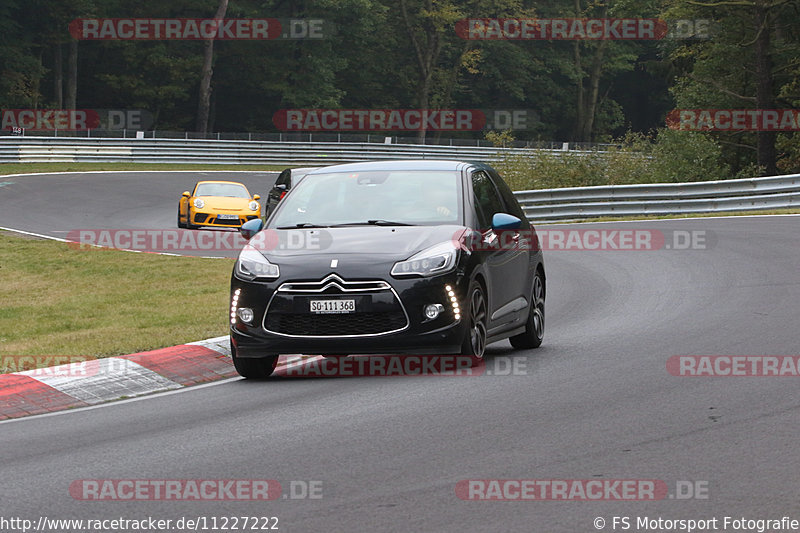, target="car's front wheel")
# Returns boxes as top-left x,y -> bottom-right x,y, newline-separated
460,279 -> 487,363
510,269 -> 545,349
231,340 -> 278,379
177,207 -> 186,228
